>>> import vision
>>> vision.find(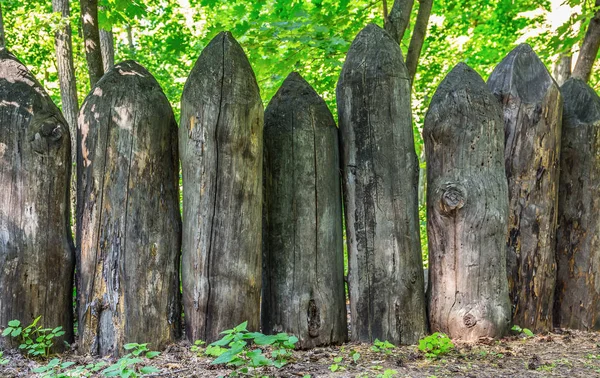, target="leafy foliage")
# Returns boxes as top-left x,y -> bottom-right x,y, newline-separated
511,324 -> 535,337
1,317 -> 66,358
418,332 -> 454,359
33,358 -> 106,378
207,321 -> 298,375
371,339 -> 396,354
102,343 -> 161,377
